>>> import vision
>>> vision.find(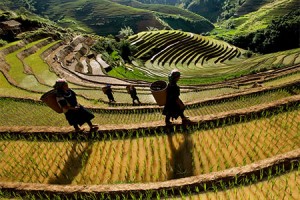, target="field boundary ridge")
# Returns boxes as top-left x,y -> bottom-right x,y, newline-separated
0,149 -> 299,199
